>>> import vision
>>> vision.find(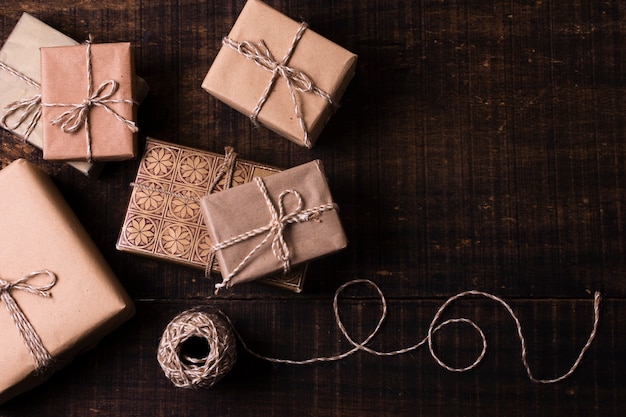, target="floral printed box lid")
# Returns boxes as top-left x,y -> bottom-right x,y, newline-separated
116,137 -> 306,292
